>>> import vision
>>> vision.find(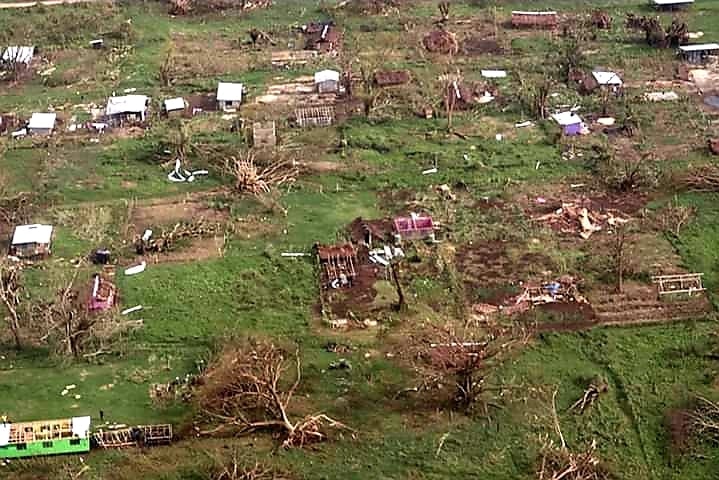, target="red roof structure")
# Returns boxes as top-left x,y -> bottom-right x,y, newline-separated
393,215 -> 435,241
